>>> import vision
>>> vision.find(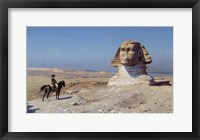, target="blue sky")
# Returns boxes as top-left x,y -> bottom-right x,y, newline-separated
27,27 -> 173,73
